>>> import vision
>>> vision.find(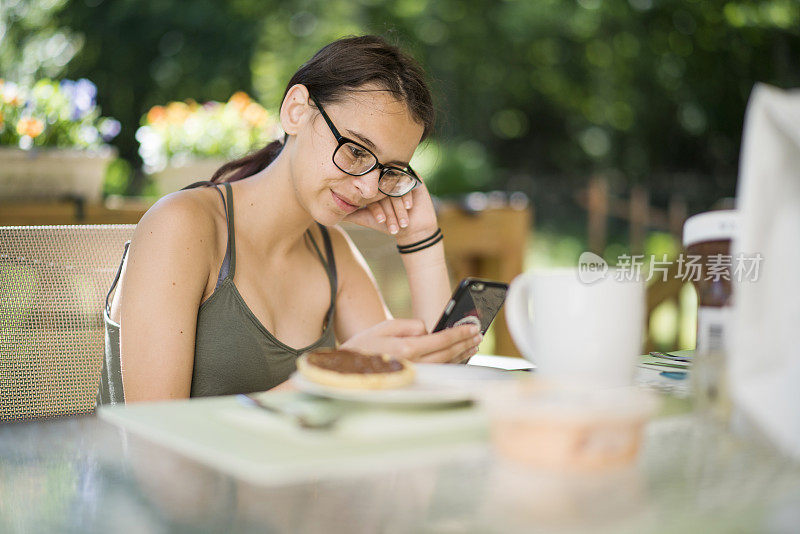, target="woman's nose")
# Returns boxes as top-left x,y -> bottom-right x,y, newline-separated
352,169 -> 380,199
